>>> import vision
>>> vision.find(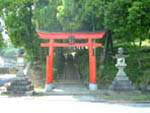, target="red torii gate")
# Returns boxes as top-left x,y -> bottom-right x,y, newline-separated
37,31 -> 105,91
